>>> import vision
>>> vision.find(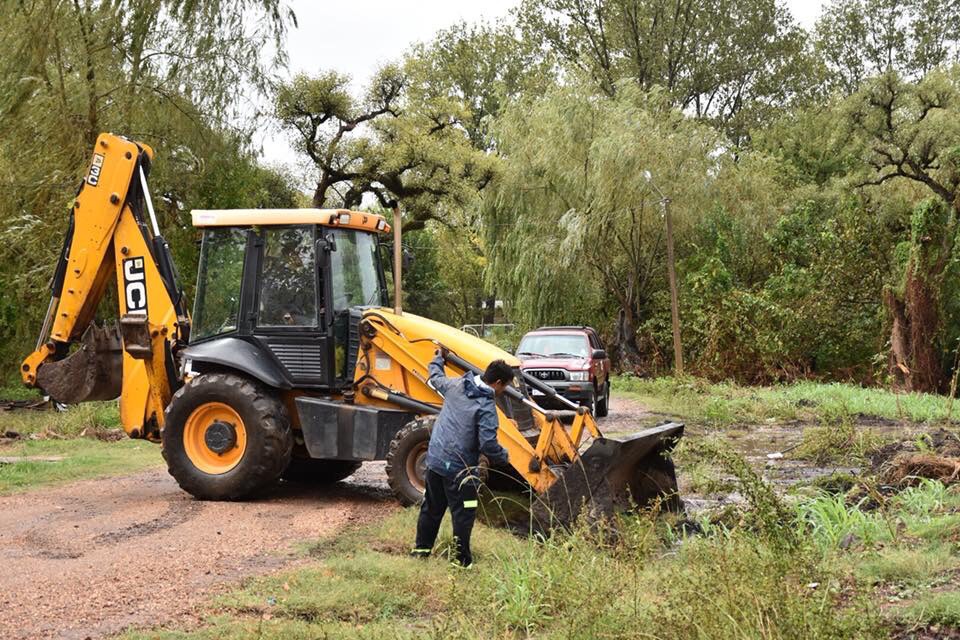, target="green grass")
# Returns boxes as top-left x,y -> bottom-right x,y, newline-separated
614,375 -> 955,426
0,401 -> 120,437
0,384 -> 44,402
899,591 -> 960,627
0,438 -> 161,493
